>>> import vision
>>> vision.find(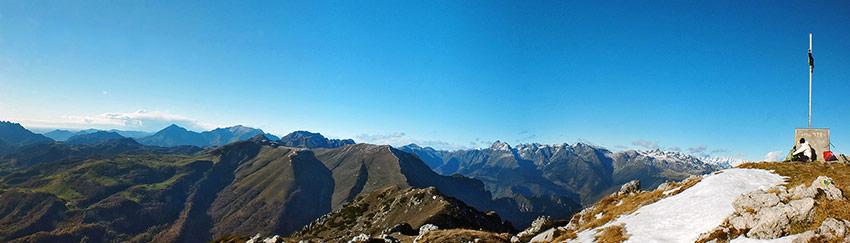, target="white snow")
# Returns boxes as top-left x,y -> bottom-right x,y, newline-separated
663,186 -> 681,195
730,234 -> 798,243
571,168 -> 787,243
